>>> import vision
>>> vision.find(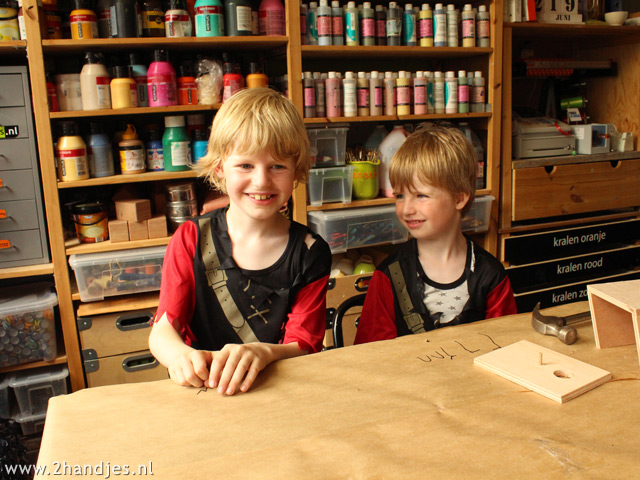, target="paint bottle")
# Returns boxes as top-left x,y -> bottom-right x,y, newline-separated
79,52 -> 111,111
222,59 -> 244,101
385,1 -> 400,46
195,0 -> 224,36
251,5 -> 260,36
177,65 -> 197,105
457,70 -> 469,113
163,115 -> 192,171
186,113 -> 206,139
56,73 -> 83,111
57,121 -> 89,181
433,70 -> 444,113
418,3 -> 433,47
330,0 -> 342,45
70,0 -> 98,39
147,49 -> 177,107
119,124 -> 146,174
315,0 -> 331,45
110,65 -> 138,108
225,0 -> 252,35
141,0 -> 165,36
446,4 -> 457,47
46,72 -> 59,112
145,128 -> 164,170
335,71 -> 343,115
306,1 -> 317,44
129,53 -> 148,107
300,2 -> 307,44
396,71 -> 411,116
258,0 -> 284,35
325,71 -> 341,118
303,71 -> 316,118
344,1 -> 358,46
444,70 -> 457,114
192,128 -> 209,163
369,70 -> 383,116
383,71 -> 395,116
109,0 -> 138,37
433,3 -> 445,47
458,122 -> 484,188
246,62 -> 268,88
166,0 -> 192,37
461,4 -> 474,47
402,3 -> 416,46
413,71 -> 426,115
374,4 -> 385,45
378,125 -> 408,197
314,72 -> 326,117
86,122 -> 114,177
356,72 -> 369,117
342,71 -> 357,117
476,5 -> 489,47
96,0 -> 110,37
424,70 -> 434,113
360,1 -> 374,46
471,70 -> 485,112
